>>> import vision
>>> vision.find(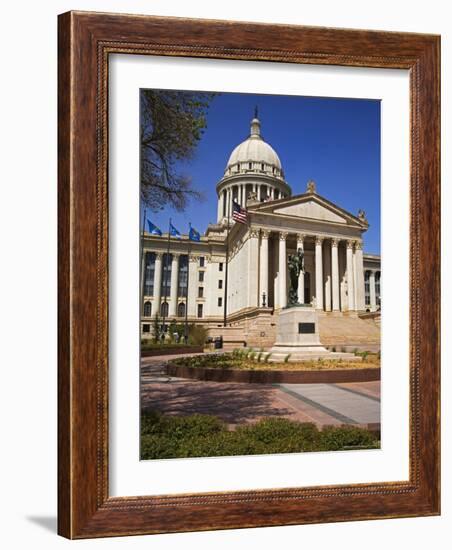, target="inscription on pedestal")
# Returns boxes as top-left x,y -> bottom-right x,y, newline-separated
298,322 -> 315,334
